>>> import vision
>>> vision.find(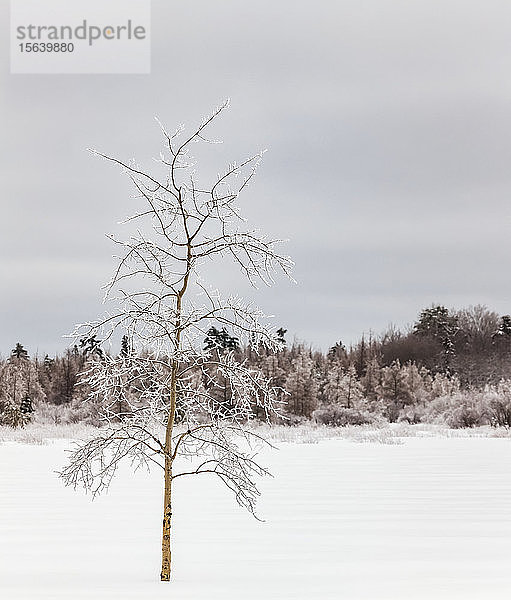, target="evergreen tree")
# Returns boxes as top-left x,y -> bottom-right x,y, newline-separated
120,335 -> 133,359
19,395 -> 34,427
11,342 -> 29,360
414,305 -> 459,372
79,335 -> 104,359
276,328 -> 287,345
497,315 -> 511,337
202,327 -> 241,415
204,326 -> 240,353
328,341 -> 347,364
0,347 -> 44,427
493,315 -> 511,355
